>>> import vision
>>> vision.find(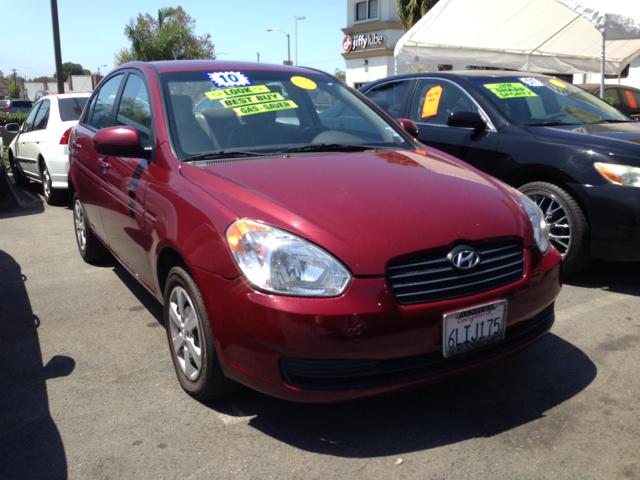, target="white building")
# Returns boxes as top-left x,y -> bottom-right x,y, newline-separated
342,0 -> 404,88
